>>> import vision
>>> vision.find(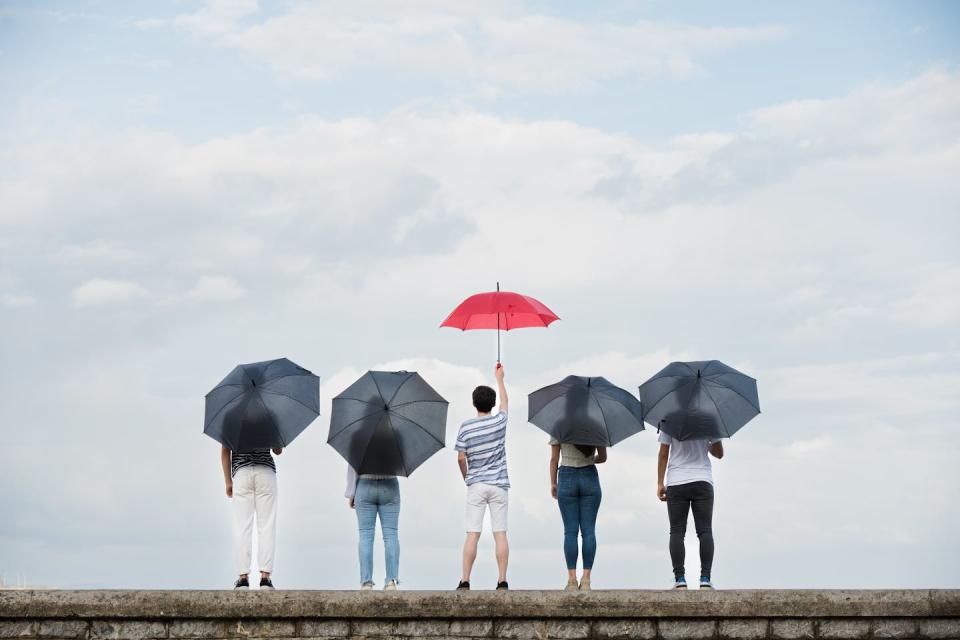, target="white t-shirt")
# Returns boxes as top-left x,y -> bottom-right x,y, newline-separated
658,432 -> 715,486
